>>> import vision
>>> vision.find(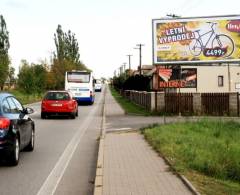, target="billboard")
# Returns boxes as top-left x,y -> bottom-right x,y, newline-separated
152,15 -> 240,64
158,68 -> 197,88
